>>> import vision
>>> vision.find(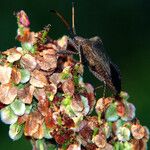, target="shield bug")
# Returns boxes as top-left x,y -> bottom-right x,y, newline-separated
51,3 -> 121,97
